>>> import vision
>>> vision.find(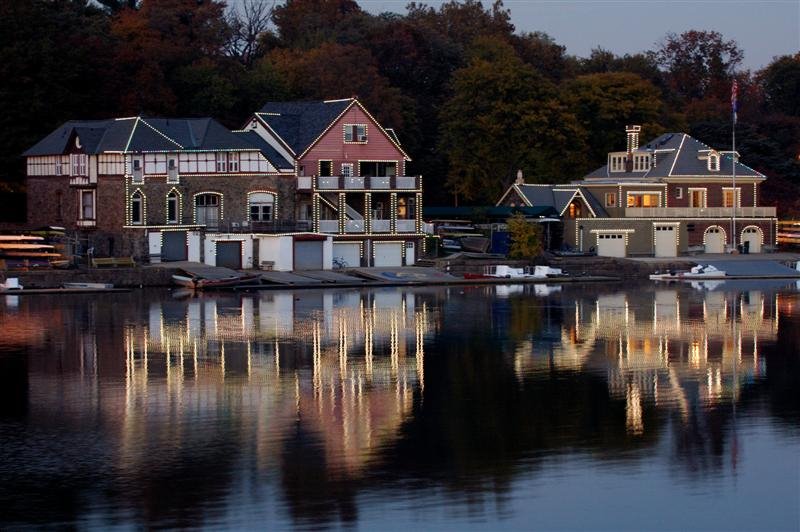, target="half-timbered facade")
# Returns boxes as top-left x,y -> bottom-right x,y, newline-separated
24,117 -> 294,260
498,126 -> 777,257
